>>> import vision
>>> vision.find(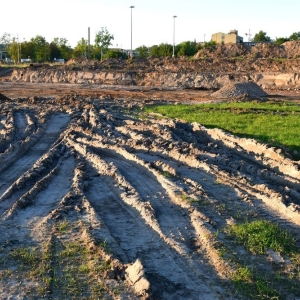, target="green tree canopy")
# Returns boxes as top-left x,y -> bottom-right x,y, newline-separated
94,27 -> 114,59
135,45 -> 149,58
0,32 -> 12,51
149,45 -> 159,57
274,37 -> 290,45
176,41 -> 199,57
73,38 -> 87,58
159,43 -> 172,56
51,38 -> 72,60
30,35 -> 46,62
289,32 -> 300,41
8,38 -> 19,62
103,49 -> 127,59
253,30 -> 271,42
149,43 -> 172,57
20,41 -> 35,61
